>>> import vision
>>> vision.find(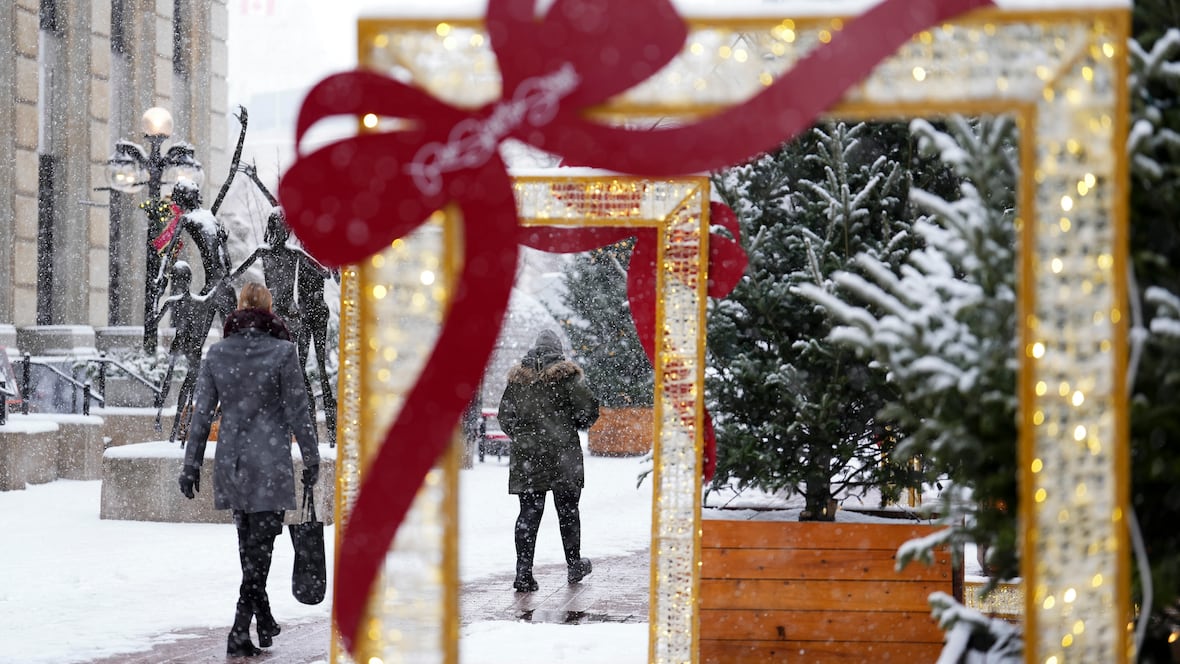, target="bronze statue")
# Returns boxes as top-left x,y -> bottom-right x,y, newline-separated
150,109 -> 248,441
231,166 -> 338,445
154,180 -> 237,325
151,106 -> 247,341
145,108 -> 338,447
152,260 -> 219,442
